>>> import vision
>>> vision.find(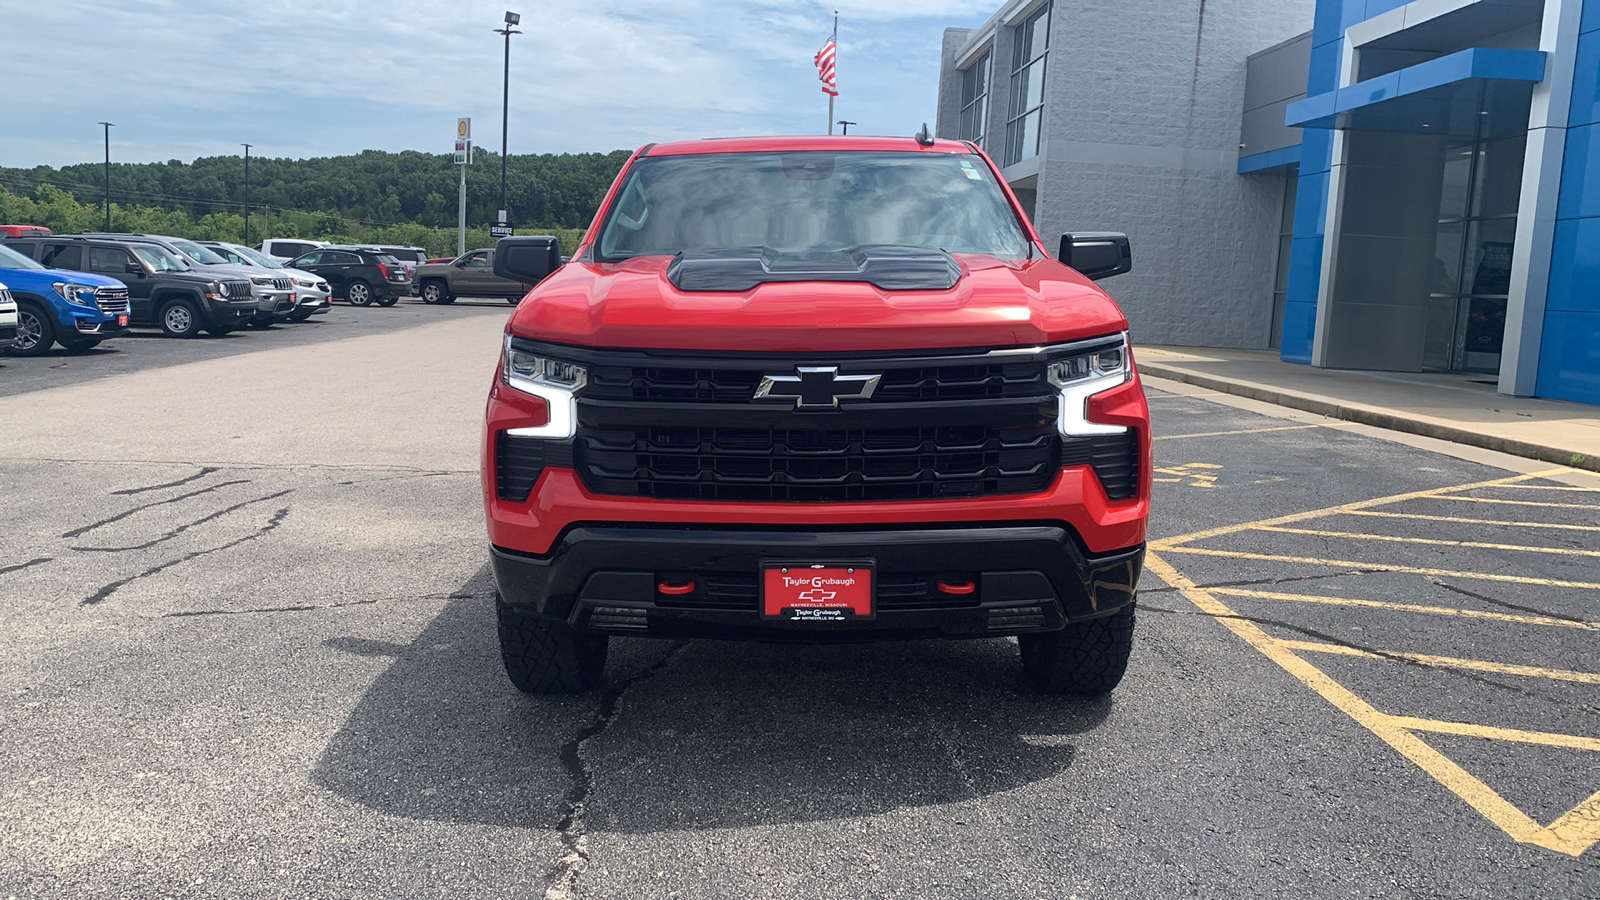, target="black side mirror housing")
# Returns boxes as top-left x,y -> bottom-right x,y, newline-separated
125,261 -> 145,275
1059,232 -> 1133,281
493,236 -> 561,285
